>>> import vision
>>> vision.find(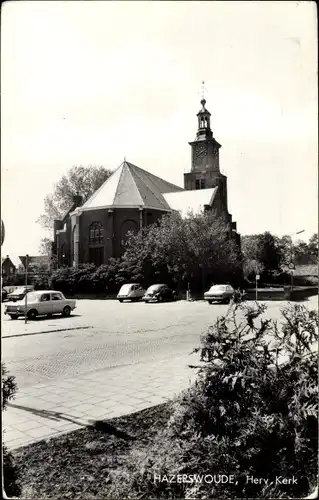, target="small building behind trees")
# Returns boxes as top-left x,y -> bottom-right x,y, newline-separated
1,256 -> 16,279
